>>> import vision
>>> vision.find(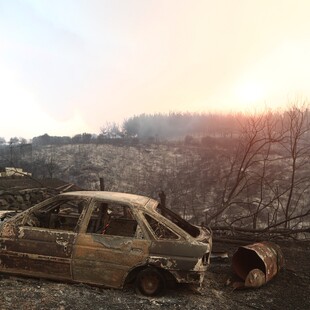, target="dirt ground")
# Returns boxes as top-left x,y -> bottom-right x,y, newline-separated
0,240 -> 309,310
